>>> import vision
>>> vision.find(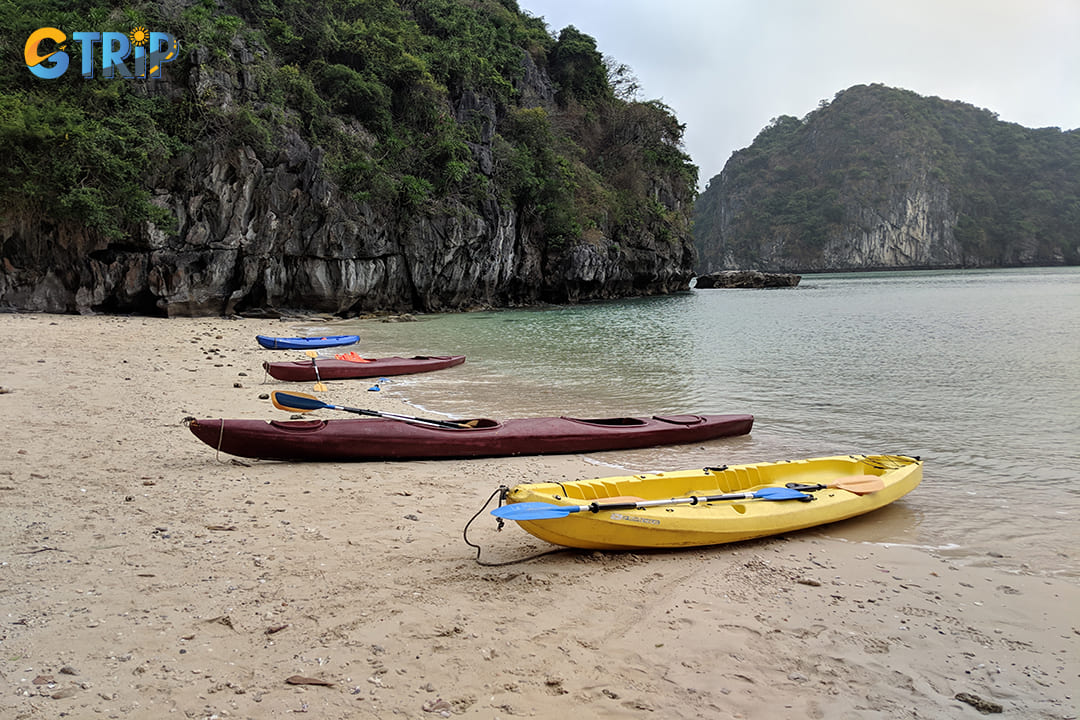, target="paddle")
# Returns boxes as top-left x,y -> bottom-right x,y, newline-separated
270,390 -> 472,429
303,350 -> 328,392
492,486 -> 813,521
784,474 -> 884,496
